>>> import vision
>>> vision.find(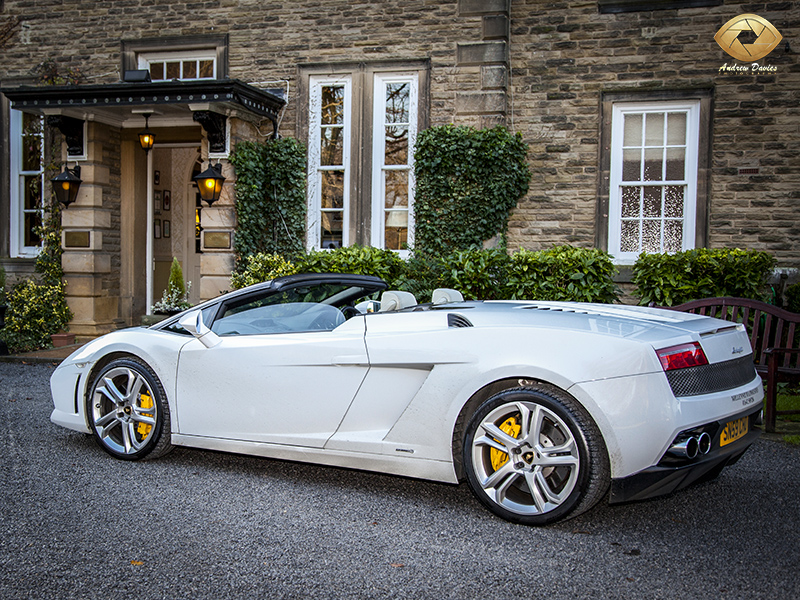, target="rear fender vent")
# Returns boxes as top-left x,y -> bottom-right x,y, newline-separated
448,313 -> 473,328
